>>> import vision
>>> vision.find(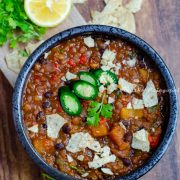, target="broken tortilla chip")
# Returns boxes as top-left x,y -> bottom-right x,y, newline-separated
5,51 -> 21,73
115,6 -> 136,34
73,0 -> 87,3
125,0 -> 143,13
